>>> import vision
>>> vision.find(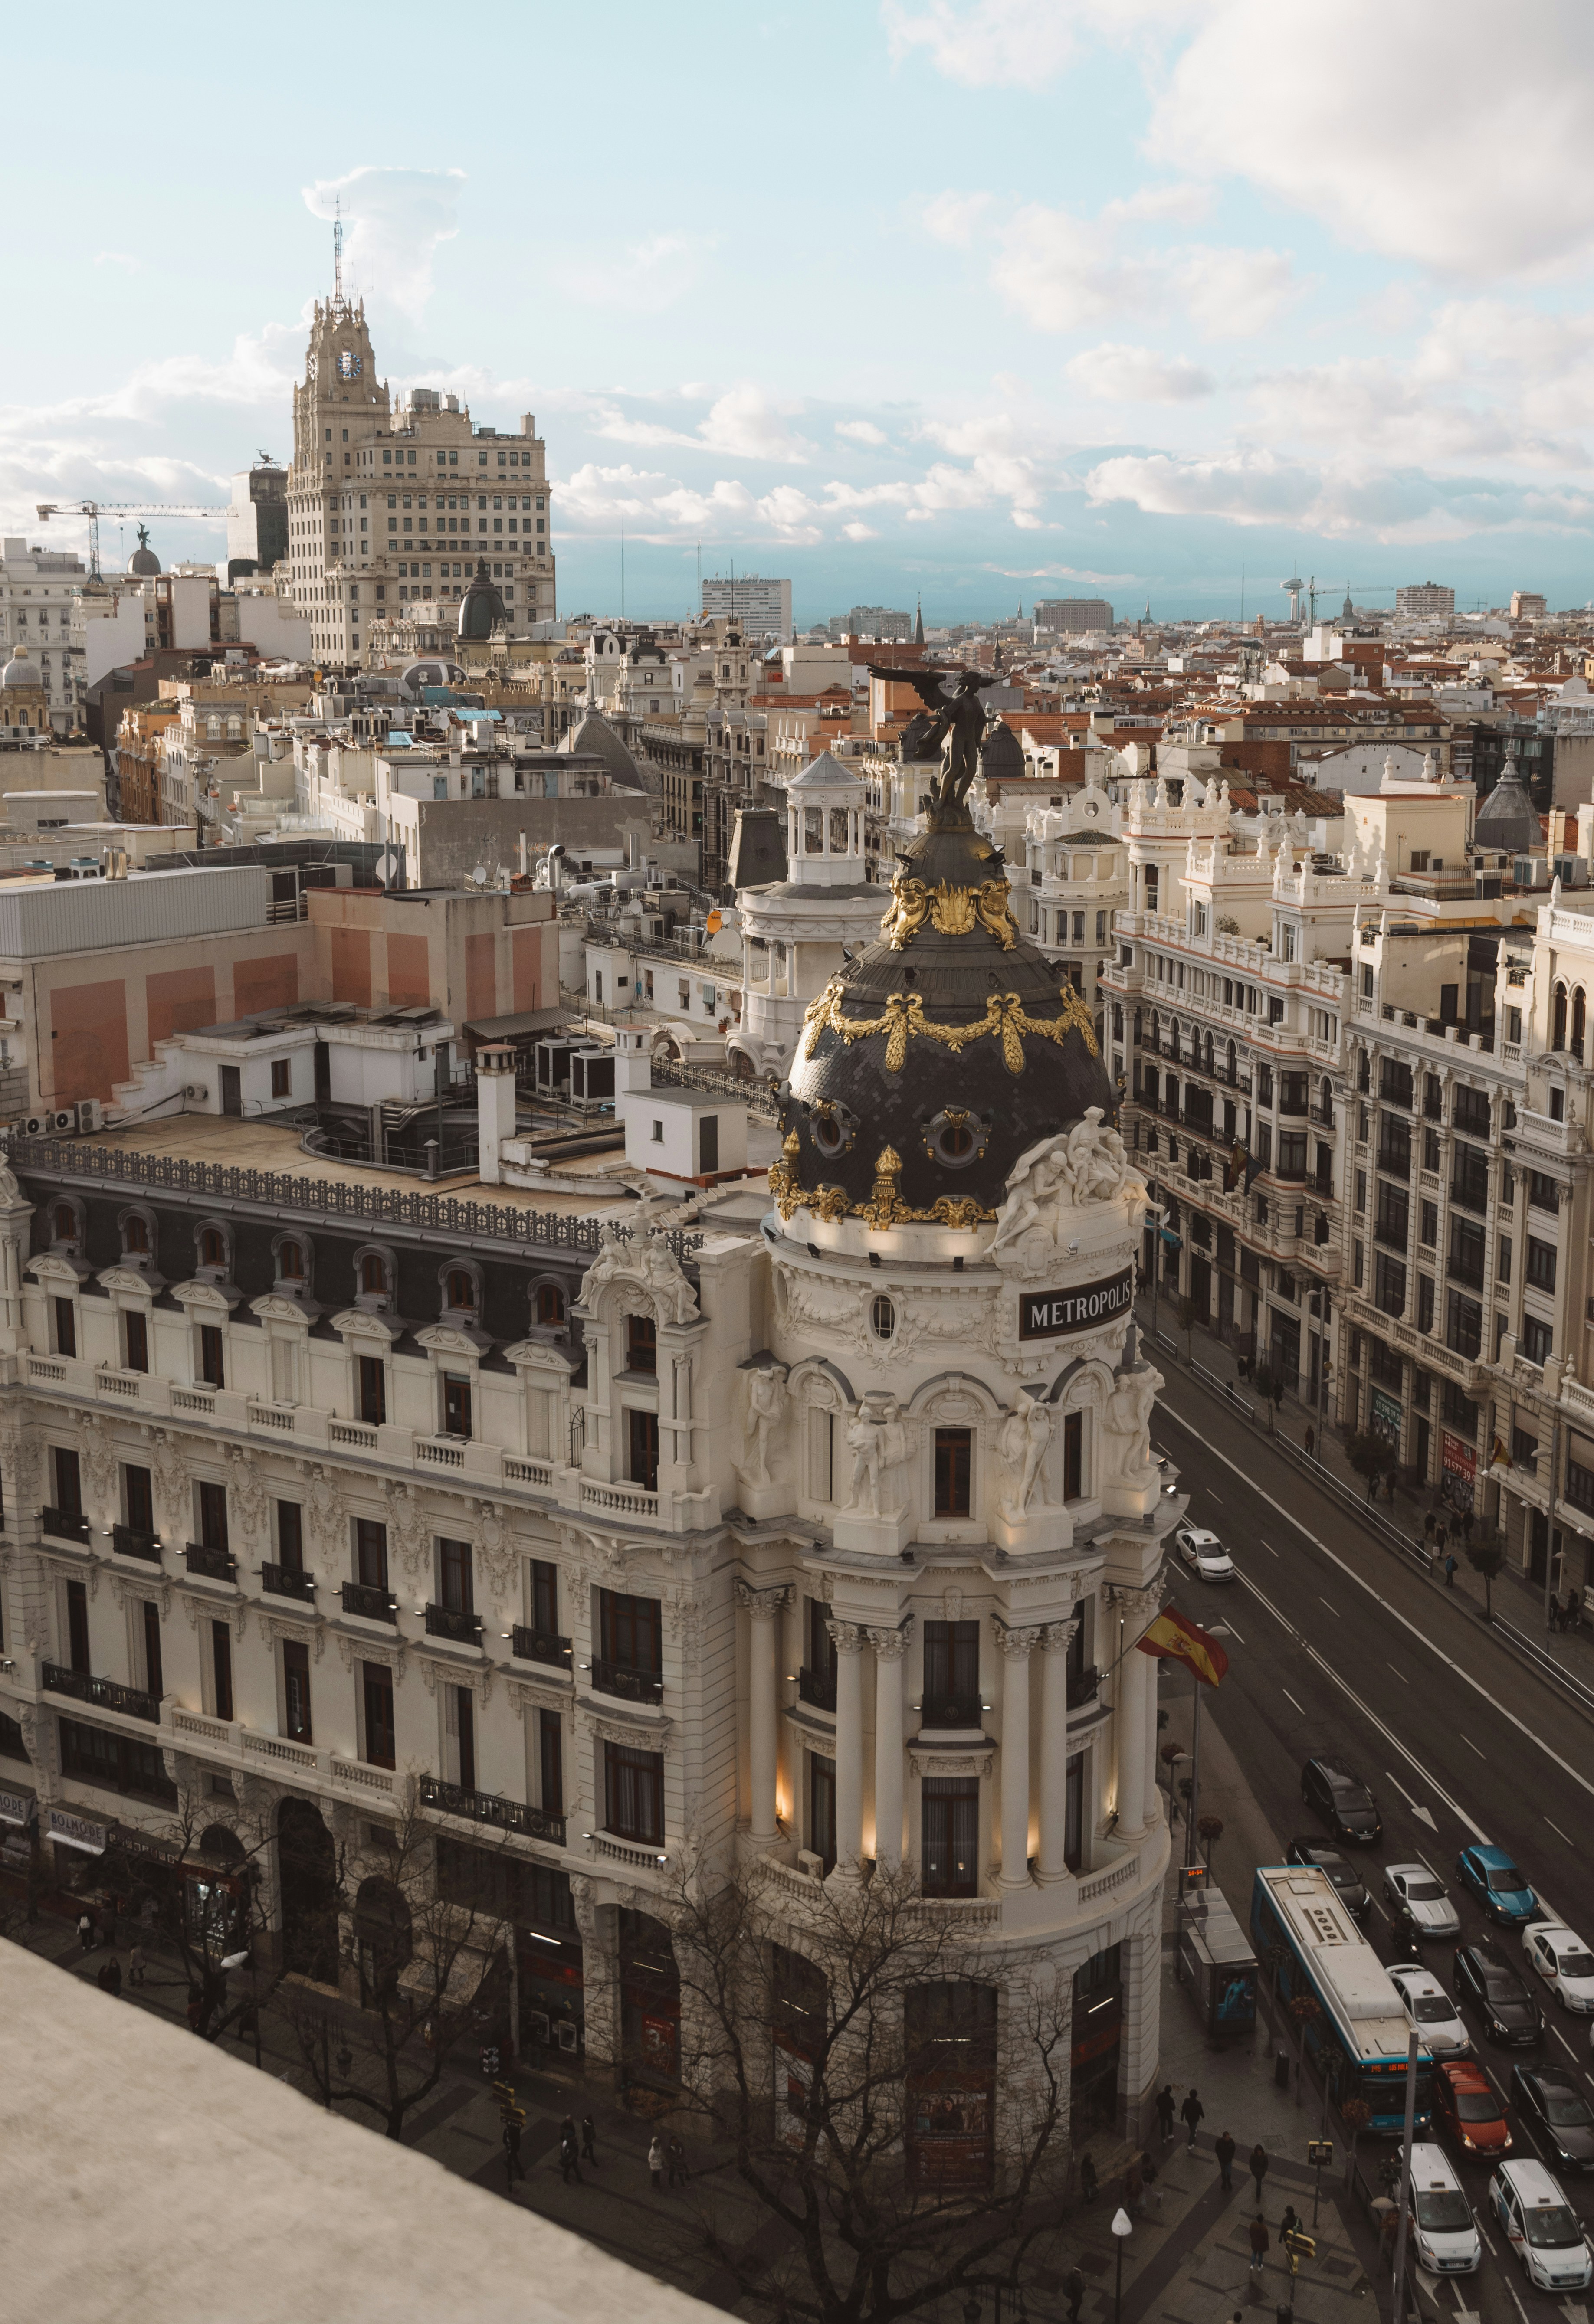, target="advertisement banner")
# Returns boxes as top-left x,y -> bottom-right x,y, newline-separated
0,1786 -> 35,1829
1442,1431 -> 1477,1513
1371,1388 -> 1403,1443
